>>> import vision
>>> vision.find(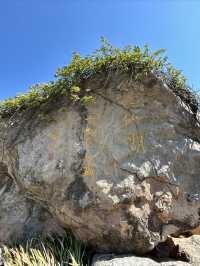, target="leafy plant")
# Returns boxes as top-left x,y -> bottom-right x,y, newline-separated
0,37 -> 198,118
